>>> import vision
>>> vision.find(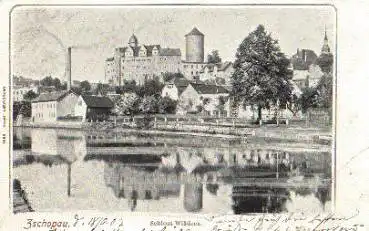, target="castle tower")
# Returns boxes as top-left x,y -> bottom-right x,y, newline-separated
185,27 -> 204,63
128,34 -> 138,48
321,27 -> 331,54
